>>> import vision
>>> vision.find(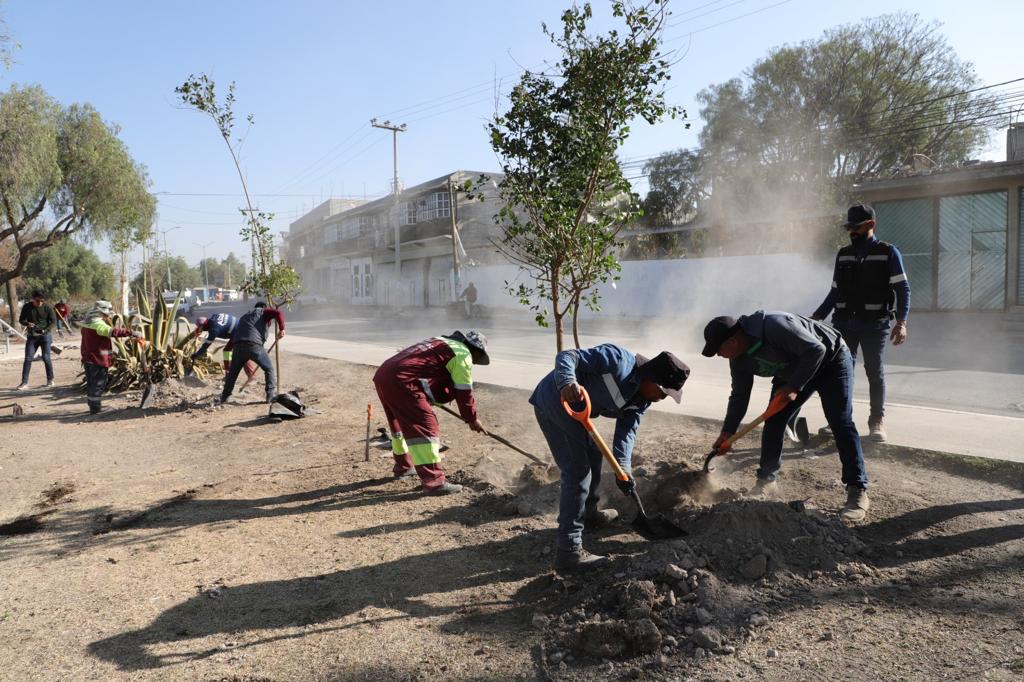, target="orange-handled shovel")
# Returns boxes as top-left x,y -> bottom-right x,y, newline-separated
562,386 -> 685,540
702,391 -> 792,473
